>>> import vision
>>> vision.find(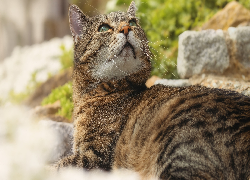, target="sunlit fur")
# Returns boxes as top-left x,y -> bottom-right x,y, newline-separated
57,2 -> 250,180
